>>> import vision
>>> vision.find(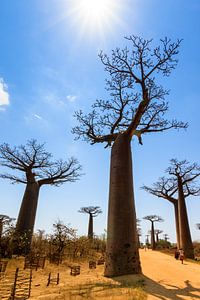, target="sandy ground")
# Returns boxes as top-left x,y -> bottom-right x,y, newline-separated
140,249 -> 200,300
1,250 -> 200,299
